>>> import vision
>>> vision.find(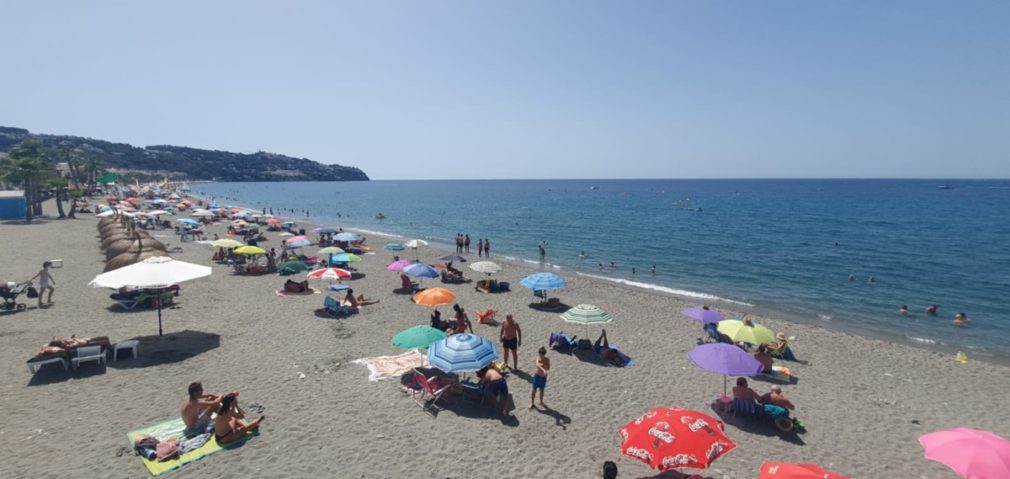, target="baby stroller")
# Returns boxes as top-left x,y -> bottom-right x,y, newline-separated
1,281 -> 33,312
